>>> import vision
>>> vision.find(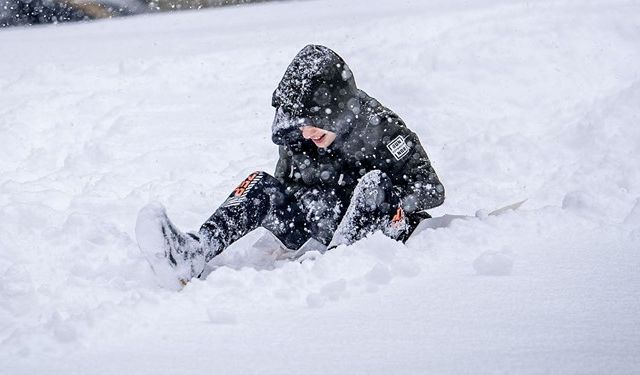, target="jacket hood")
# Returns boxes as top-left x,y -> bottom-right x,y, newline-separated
272,45 -> 360,146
